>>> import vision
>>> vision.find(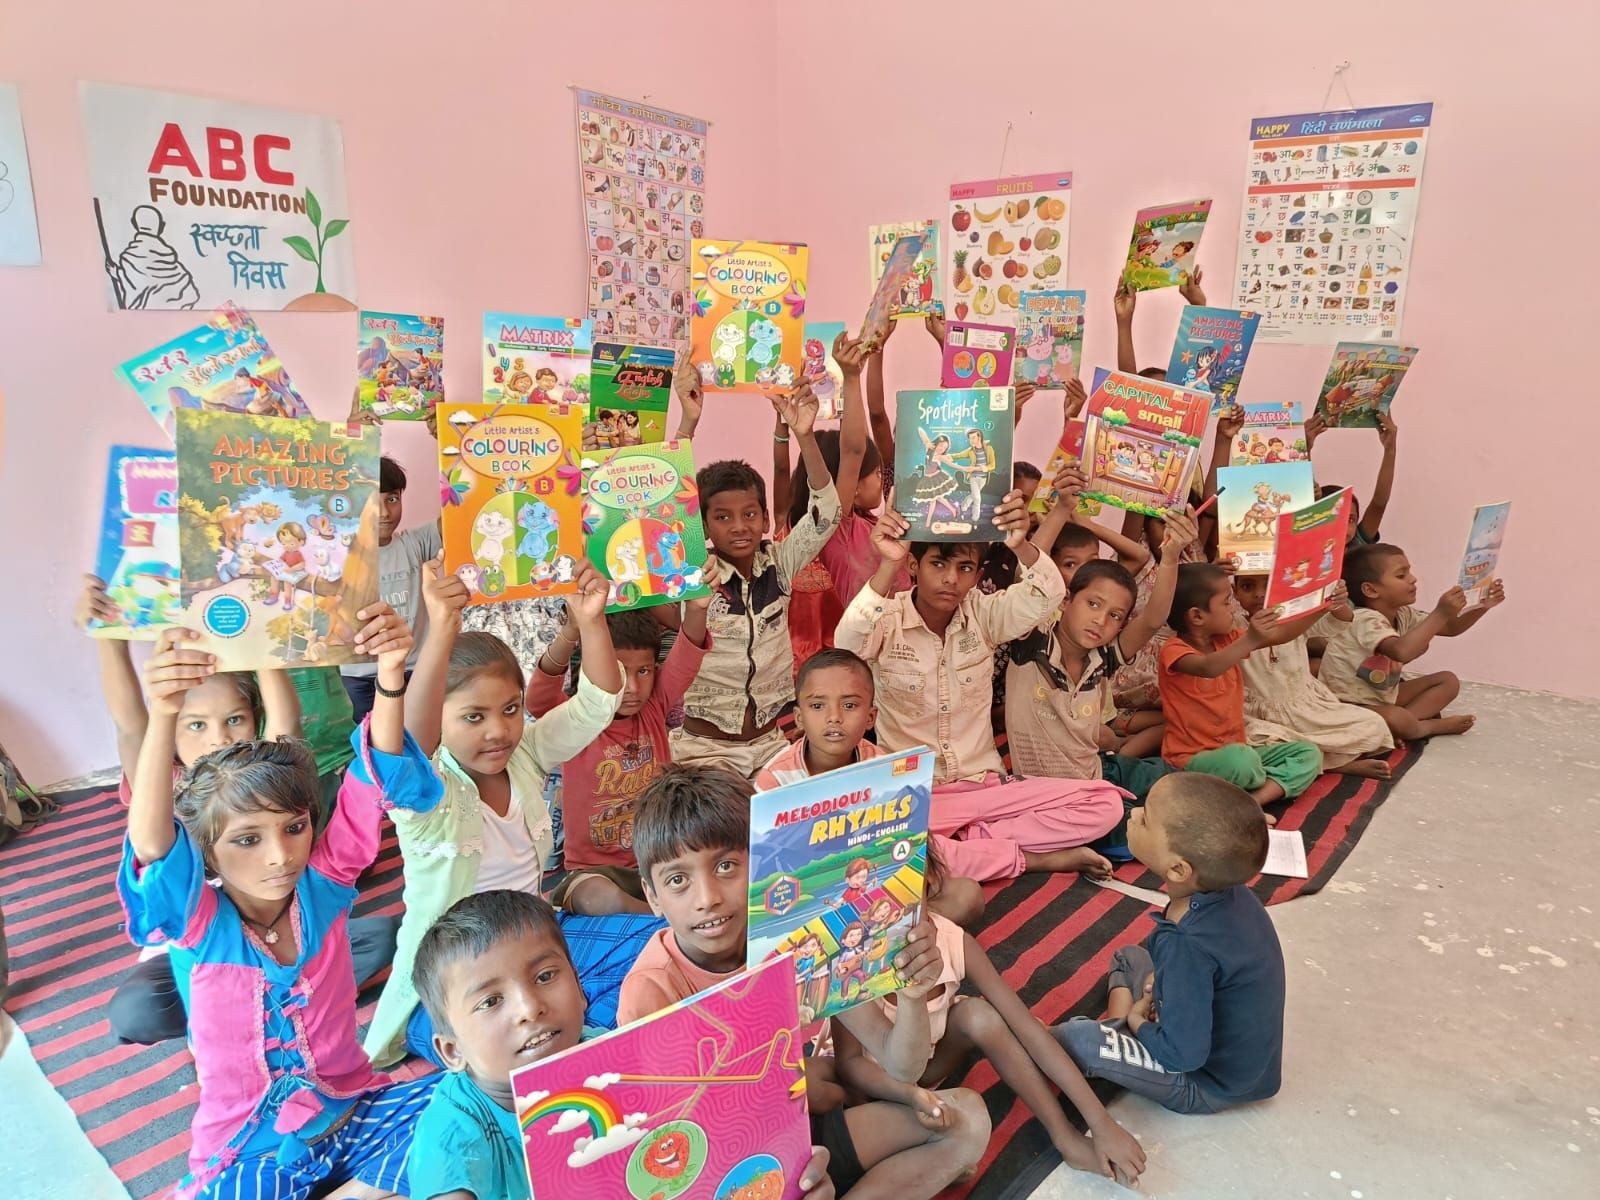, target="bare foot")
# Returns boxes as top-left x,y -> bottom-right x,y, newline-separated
1334,758 -> 1392,780
1026,846 -> 1114,878
1429,713 -> 1476,736
1263,810 -> 1278,827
